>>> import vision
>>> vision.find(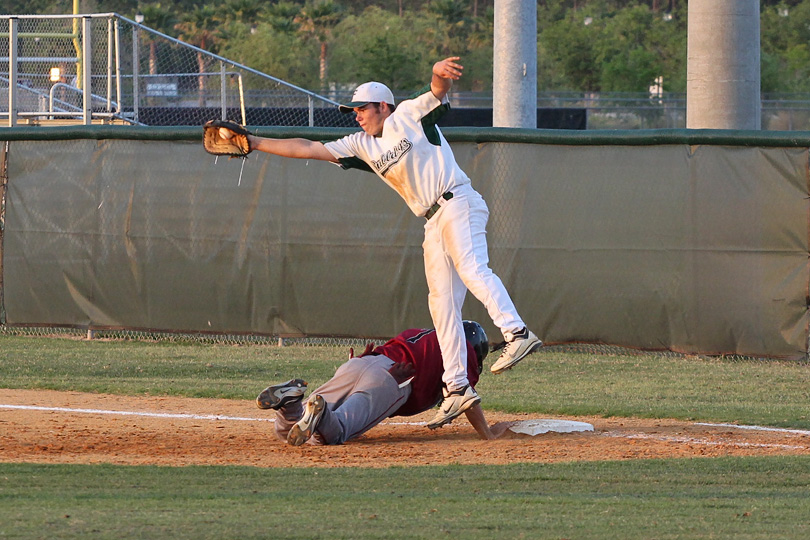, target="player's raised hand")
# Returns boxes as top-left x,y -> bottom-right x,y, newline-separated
433,57 -> 463,81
